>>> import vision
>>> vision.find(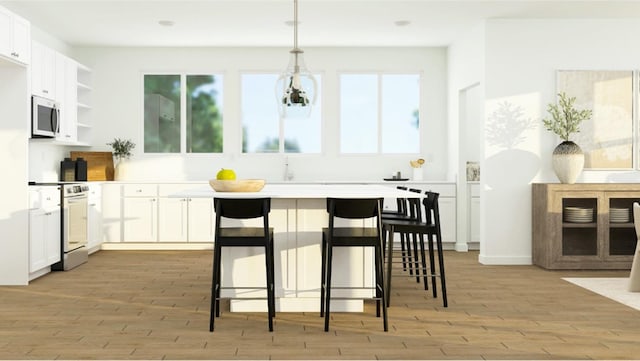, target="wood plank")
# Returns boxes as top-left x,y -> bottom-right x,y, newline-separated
70,151 -> 114,181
